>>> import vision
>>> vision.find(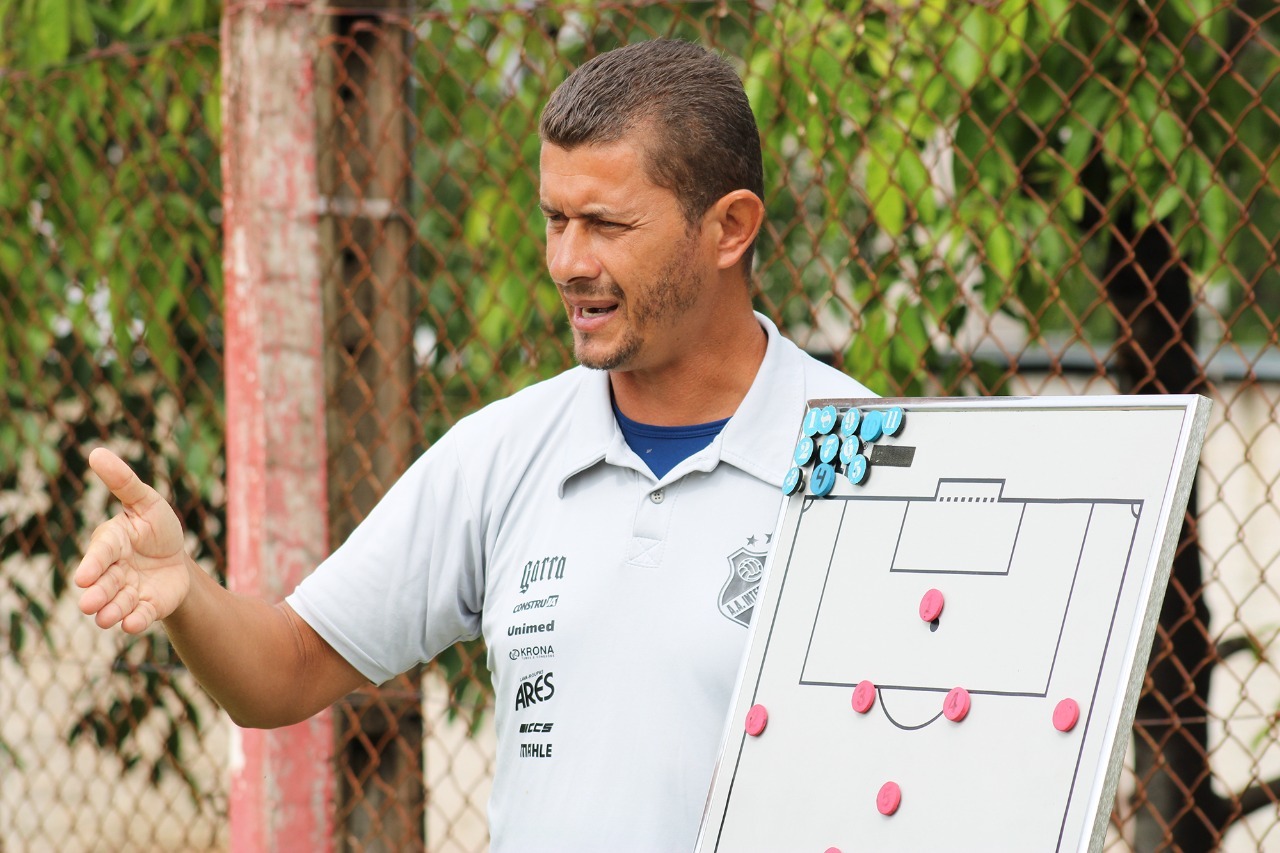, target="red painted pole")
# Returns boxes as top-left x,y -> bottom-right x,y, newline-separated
221,3 -> 334,850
